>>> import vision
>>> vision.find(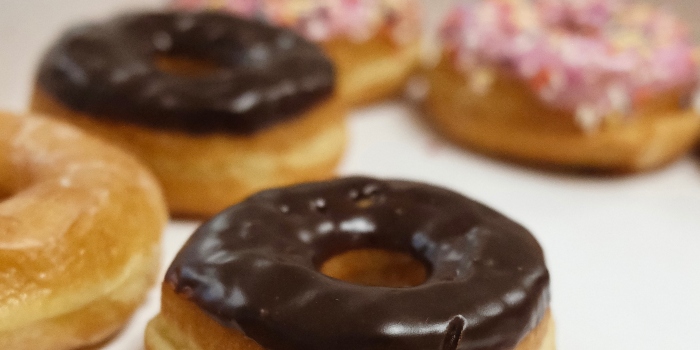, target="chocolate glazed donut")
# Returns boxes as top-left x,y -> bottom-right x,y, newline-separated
164,177 -> 551,349
32,11 -> 346,216
35,11 -> 334,134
